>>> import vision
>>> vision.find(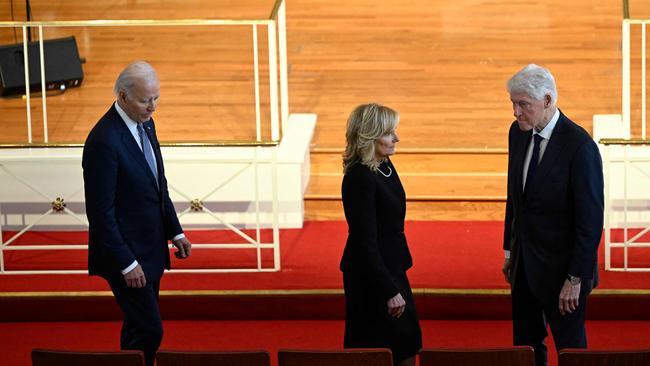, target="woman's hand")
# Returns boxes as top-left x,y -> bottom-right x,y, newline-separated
387,293 -> 406,318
